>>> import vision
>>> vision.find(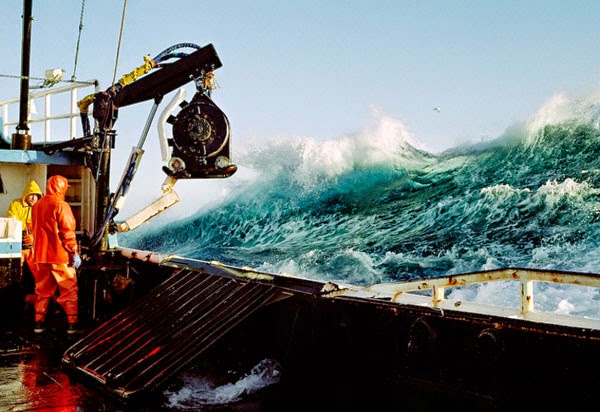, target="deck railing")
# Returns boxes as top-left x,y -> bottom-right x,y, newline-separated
0,80 -> 98,144
361,267 -> 600,329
